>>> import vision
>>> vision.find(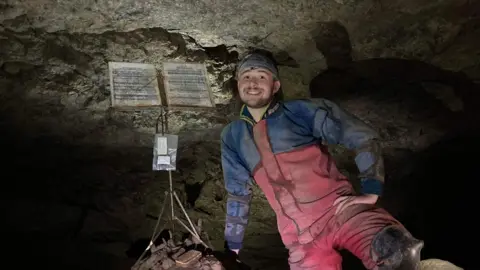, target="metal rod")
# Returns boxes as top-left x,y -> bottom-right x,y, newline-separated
133,192 -> 168,268
150,192 -> 168,245
174,217 -> 209,248
163,107 -> 169,135
134,221 -> 168,268
155,106 -> 165,135
169,171 -> 175,220
173,190 -> 200,238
